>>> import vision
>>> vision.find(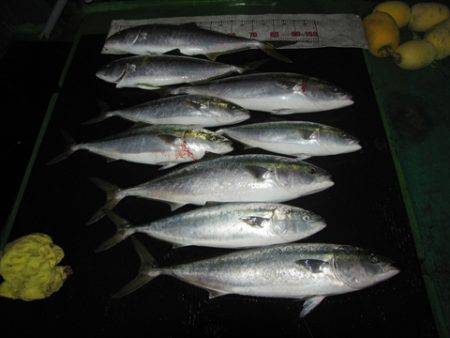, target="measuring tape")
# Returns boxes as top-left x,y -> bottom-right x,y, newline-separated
103,13 -> 367,53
